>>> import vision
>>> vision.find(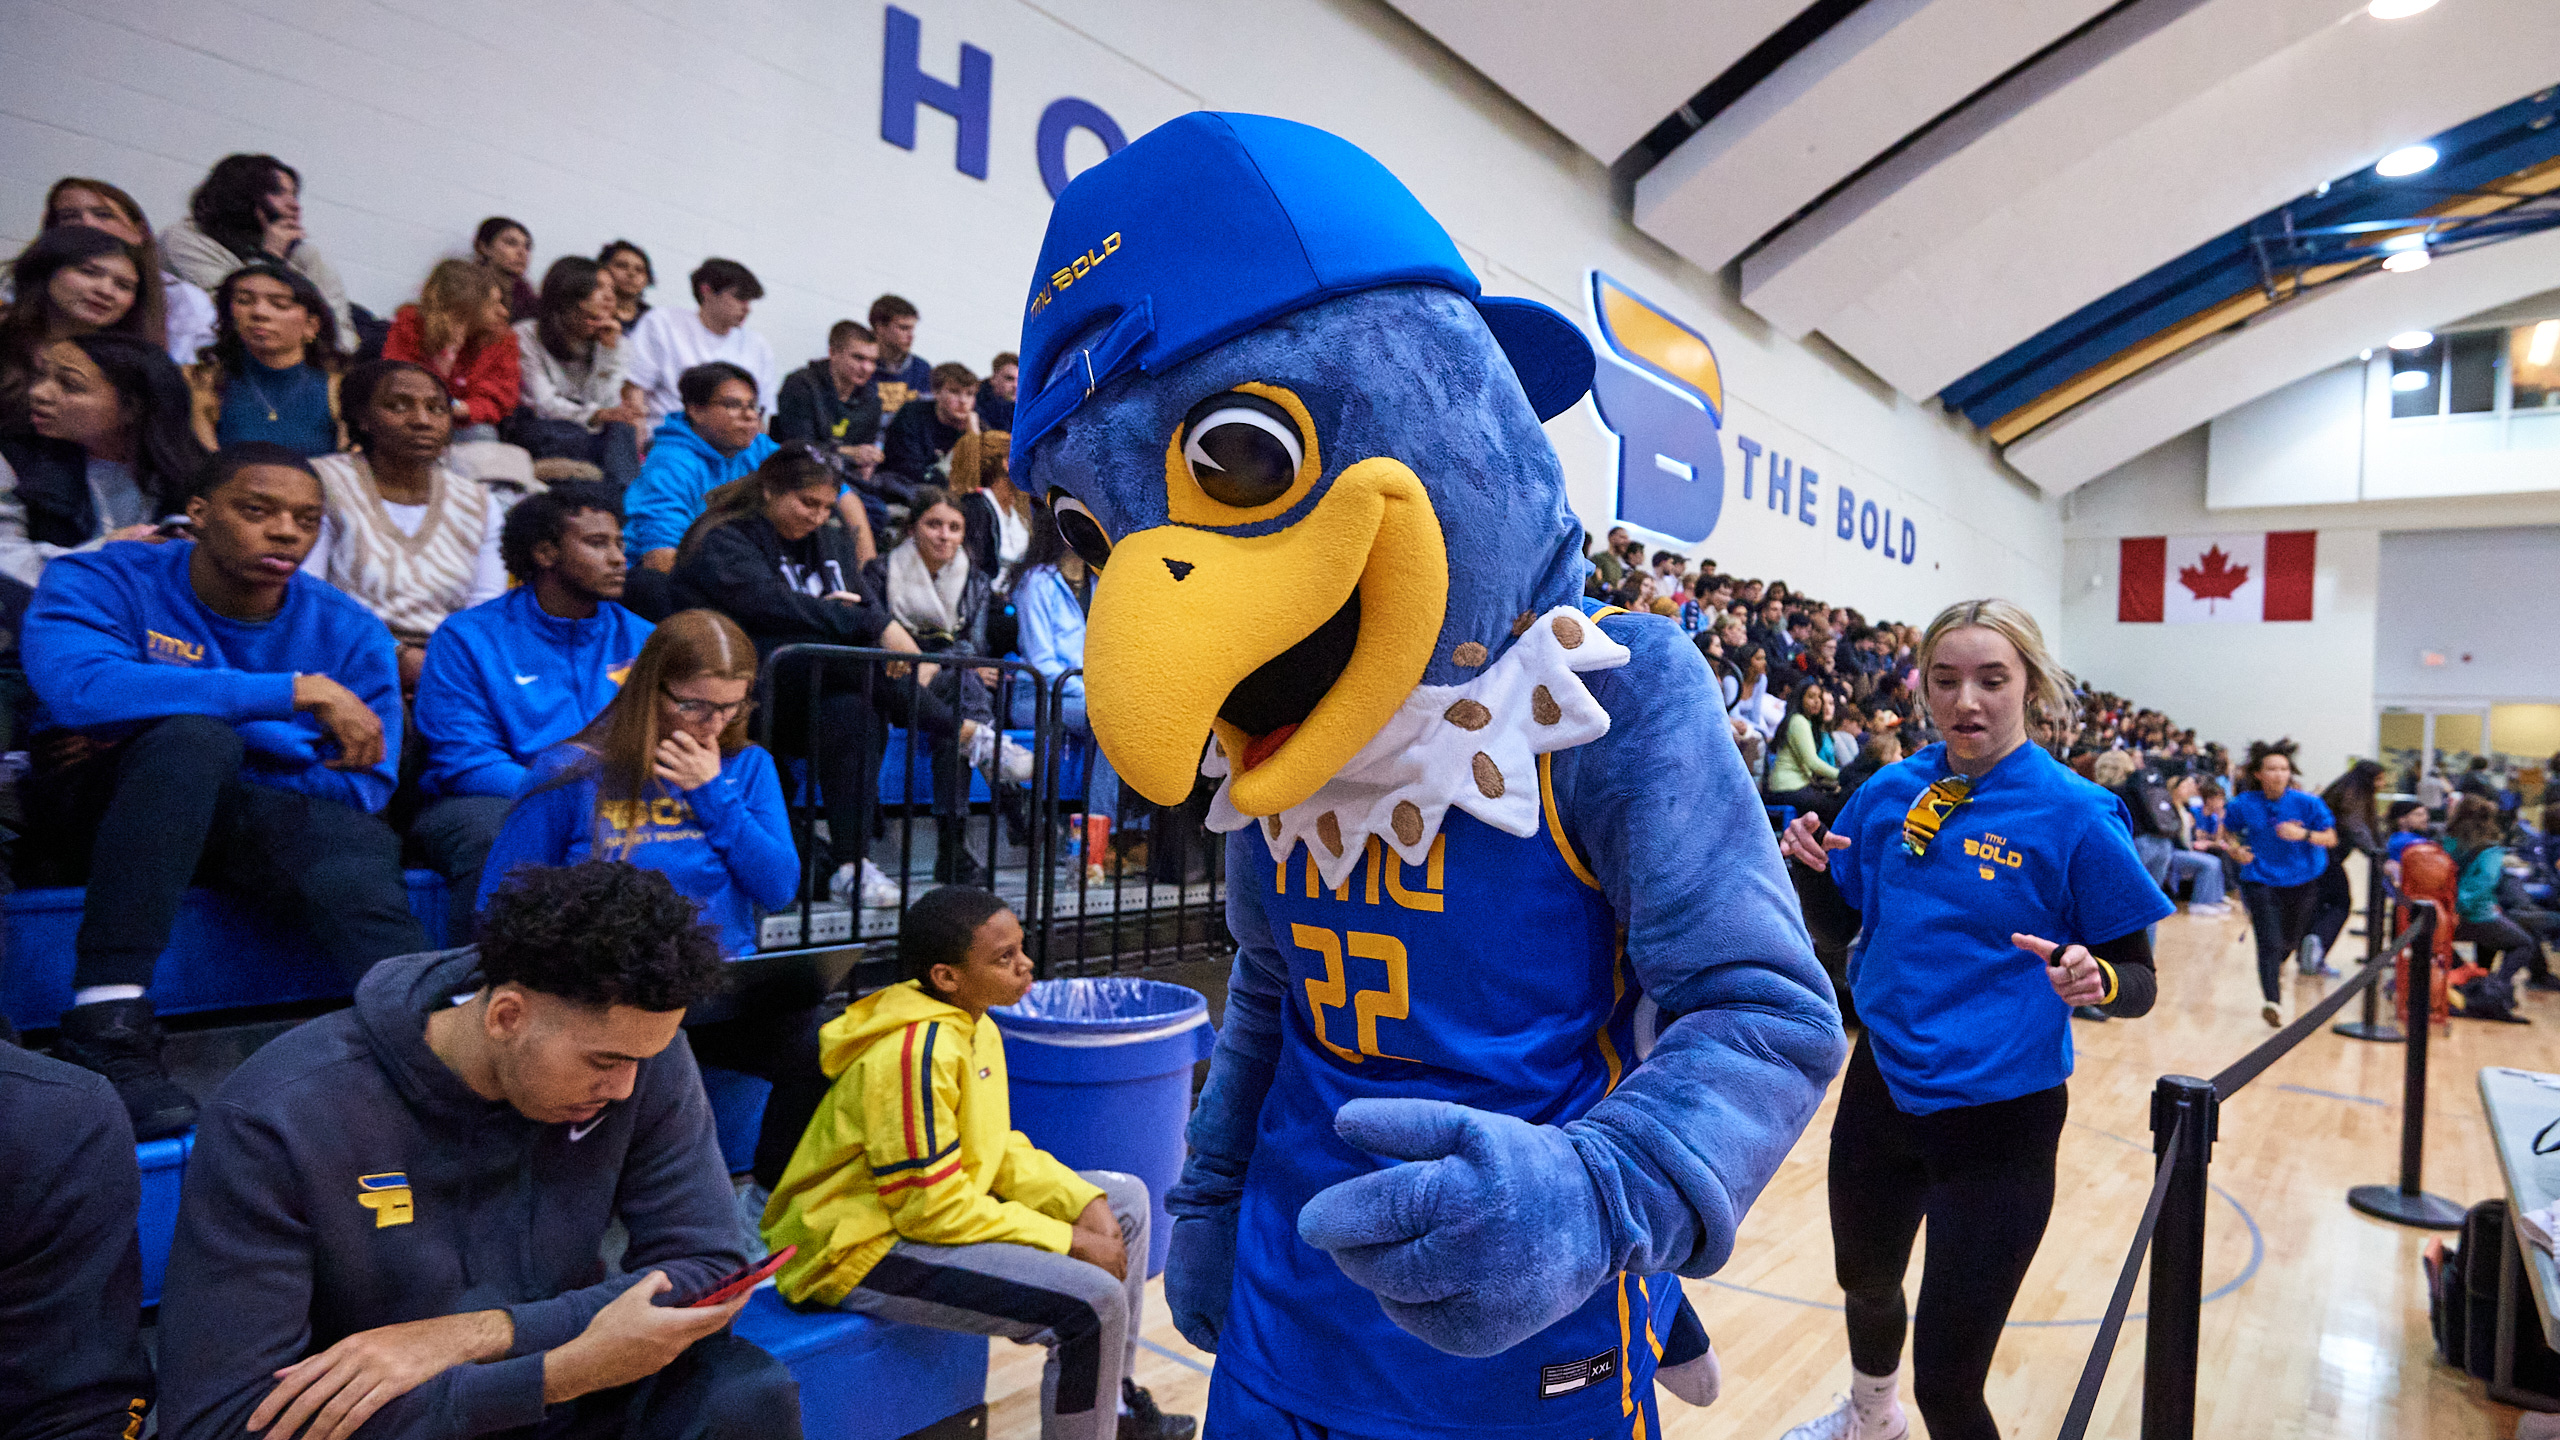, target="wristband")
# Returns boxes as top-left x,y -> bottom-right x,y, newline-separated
2093,958 -> 2119,1007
